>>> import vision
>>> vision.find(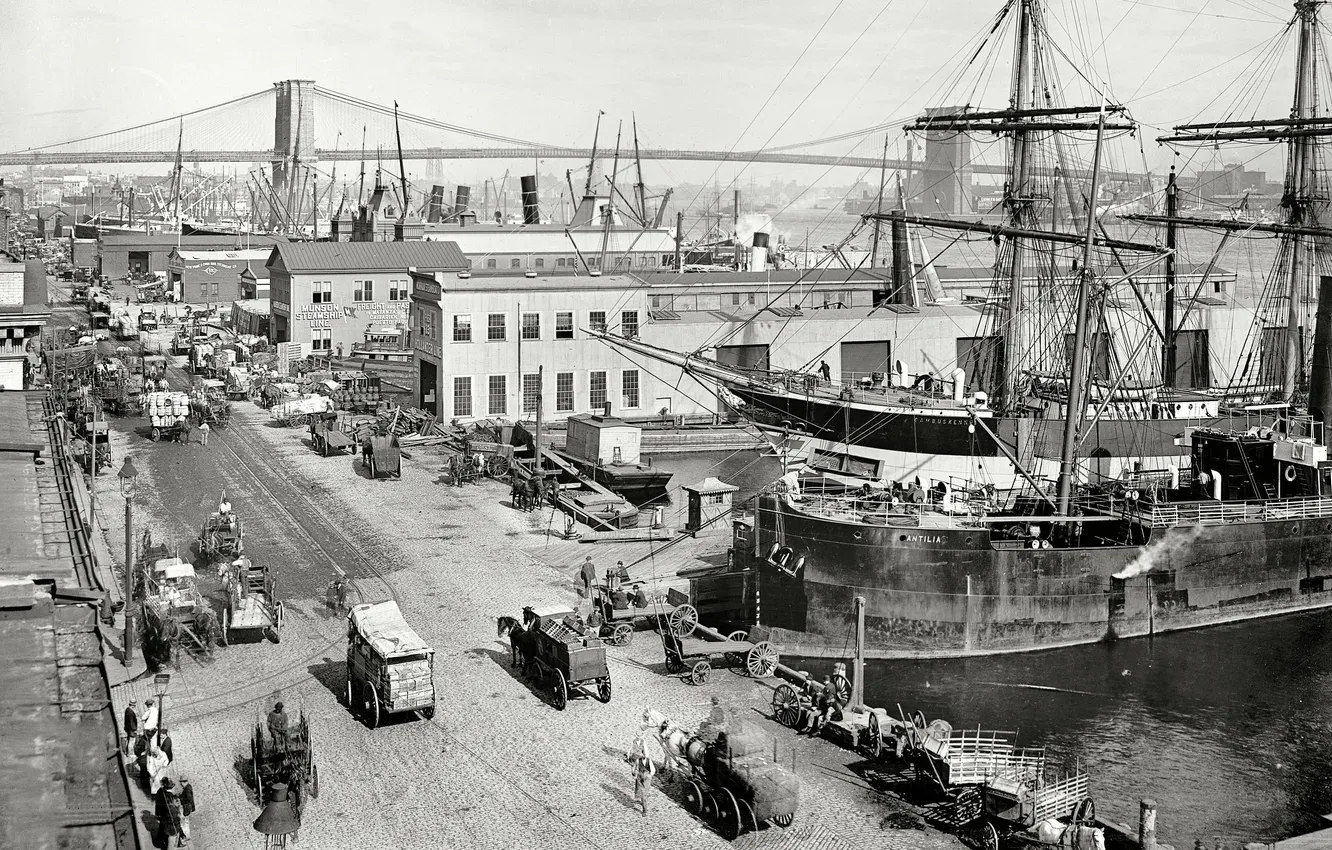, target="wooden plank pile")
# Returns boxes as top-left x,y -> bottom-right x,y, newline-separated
349,405 -> 450,448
